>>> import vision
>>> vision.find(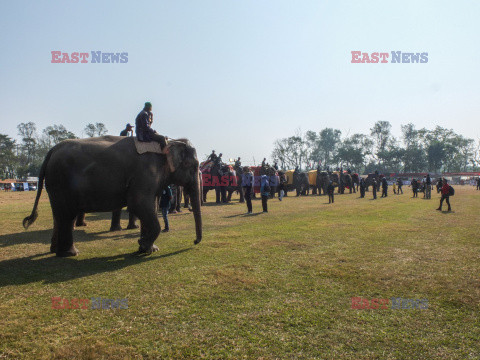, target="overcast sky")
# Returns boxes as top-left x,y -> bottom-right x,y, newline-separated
1,0 -> 479,165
